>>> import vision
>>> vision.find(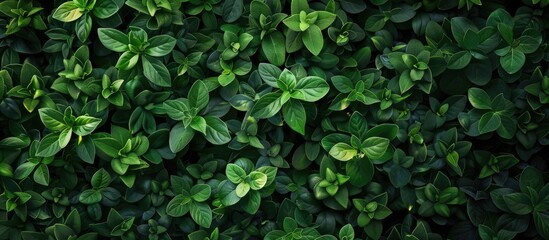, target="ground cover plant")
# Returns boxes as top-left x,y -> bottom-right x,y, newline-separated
0,0 -> 548,239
